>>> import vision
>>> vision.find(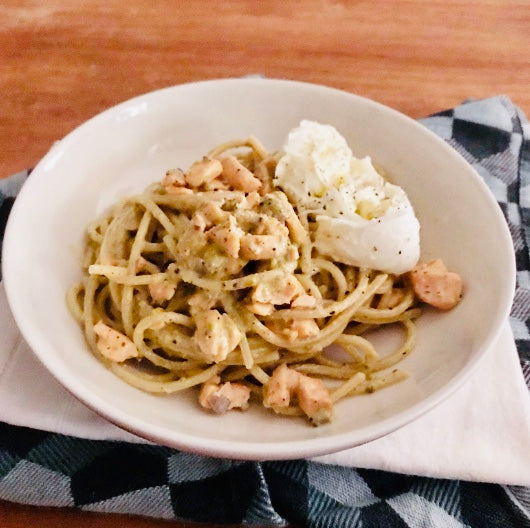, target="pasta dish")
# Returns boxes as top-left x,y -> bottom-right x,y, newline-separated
68,121 -> 462,425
